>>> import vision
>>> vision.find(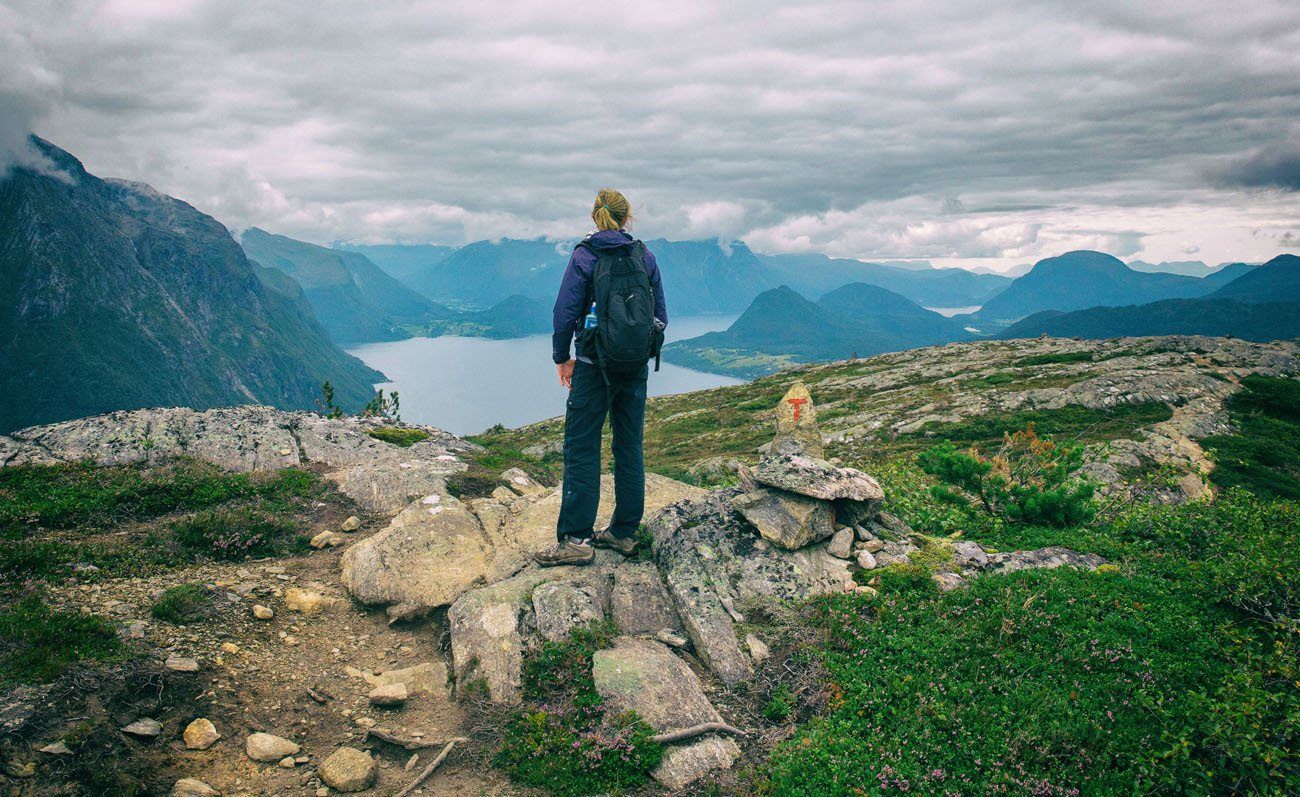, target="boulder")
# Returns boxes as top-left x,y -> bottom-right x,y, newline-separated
592,637 -> 739,790
182,718 -> 220,750
309,531 -> 344,549
245,732 -> 299,762
771,381 -> 824,458
318,747 -> 377,792
499,467 -> 549,498
609,562 -> 682,636
532,582 -> 602,643
827,528 -> 854,559
341,495 -> 495,610
732,488 -> 835,550
448,557 -> 619,702
752,454 -> 884,502
344,473 -> 702,613
368,682 -> 408,707
650,489 -> 851,684
340,515 -> 361,532
984,546 -> 1105,574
